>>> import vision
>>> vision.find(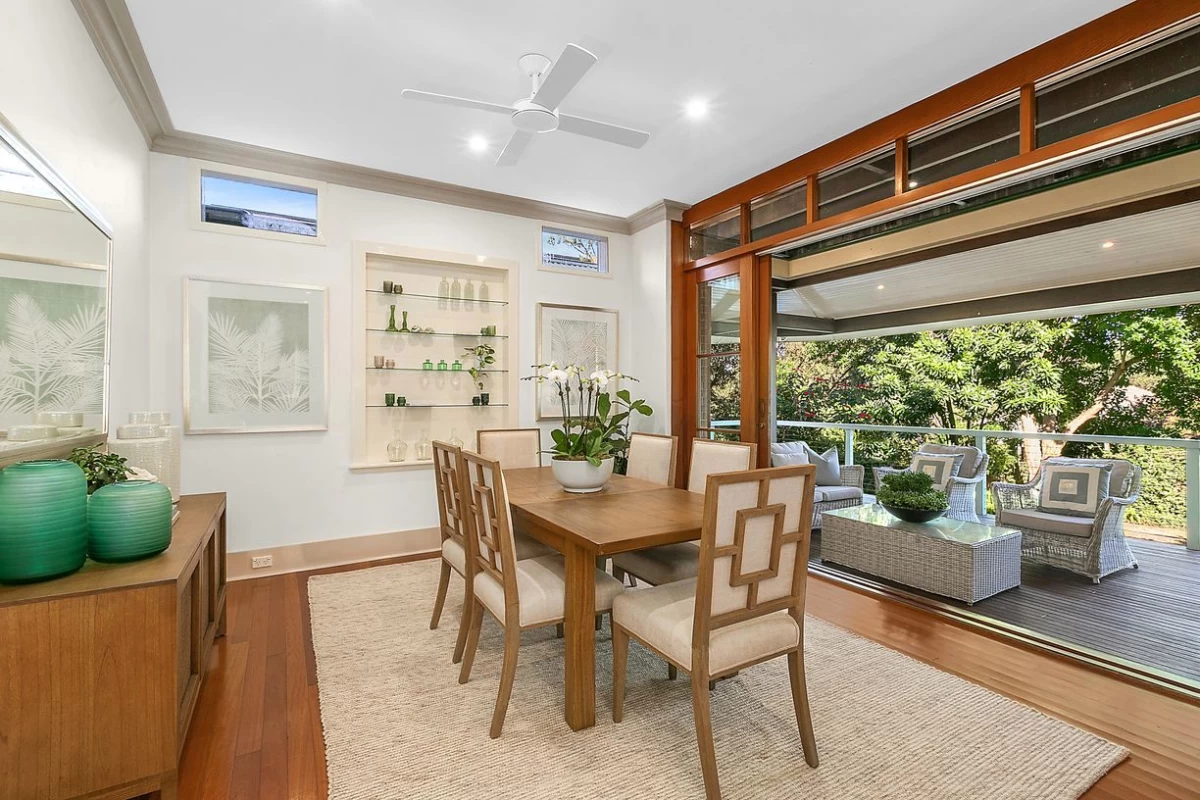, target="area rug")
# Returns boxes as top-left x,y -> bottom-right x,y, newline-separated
307,560 -> 1126,800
